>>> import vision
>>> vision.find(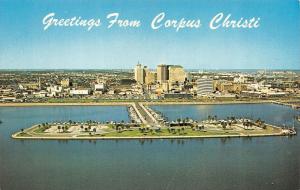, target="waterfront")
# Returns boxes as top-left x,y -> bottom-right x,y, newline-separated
0,104 -> 299,190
